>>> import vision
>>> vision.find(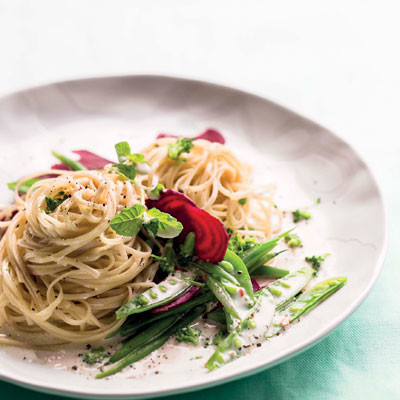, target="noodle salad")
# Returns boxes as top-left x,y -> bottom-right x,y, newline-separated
0,129 -> 346,377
